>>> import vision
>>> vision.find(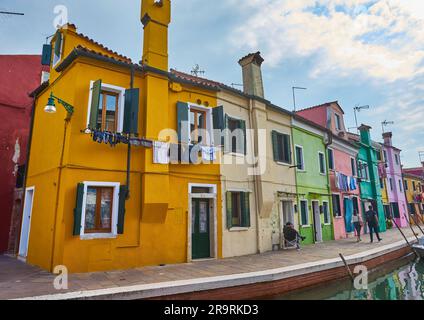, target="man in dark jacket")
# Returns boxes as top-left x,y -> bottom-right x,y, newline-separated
283,222 -> 306,250
365,205 -> 382,243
